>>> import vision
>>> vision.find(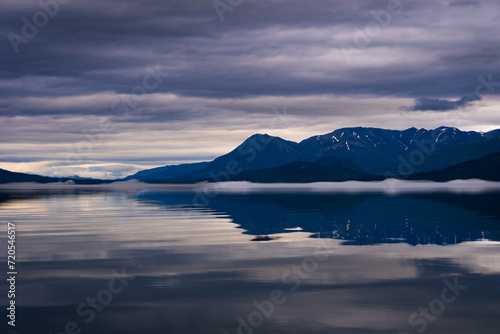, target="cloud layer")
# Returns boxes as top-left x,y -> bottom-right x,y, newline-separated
1,0 -> 500,178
